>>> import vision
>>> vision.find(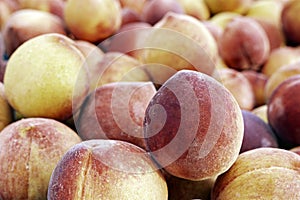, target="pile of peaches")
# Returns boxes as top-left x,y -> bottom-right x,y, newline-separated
1,0 -> 300,199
